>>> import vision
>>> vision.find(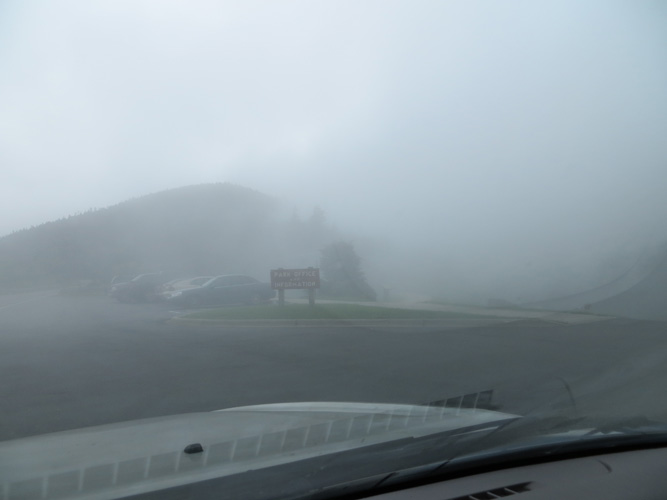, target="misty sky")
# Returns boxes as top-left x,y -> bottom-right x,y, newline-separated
2,1 -> 667,299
